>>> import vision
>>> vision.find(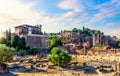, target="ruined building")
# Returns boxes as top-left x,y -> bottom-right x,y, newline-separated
15,24 -> 42,37
92,34 -> 117,47
15,24 -> 49,49
93,34 -> 109,46
59,32 -> 81,44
